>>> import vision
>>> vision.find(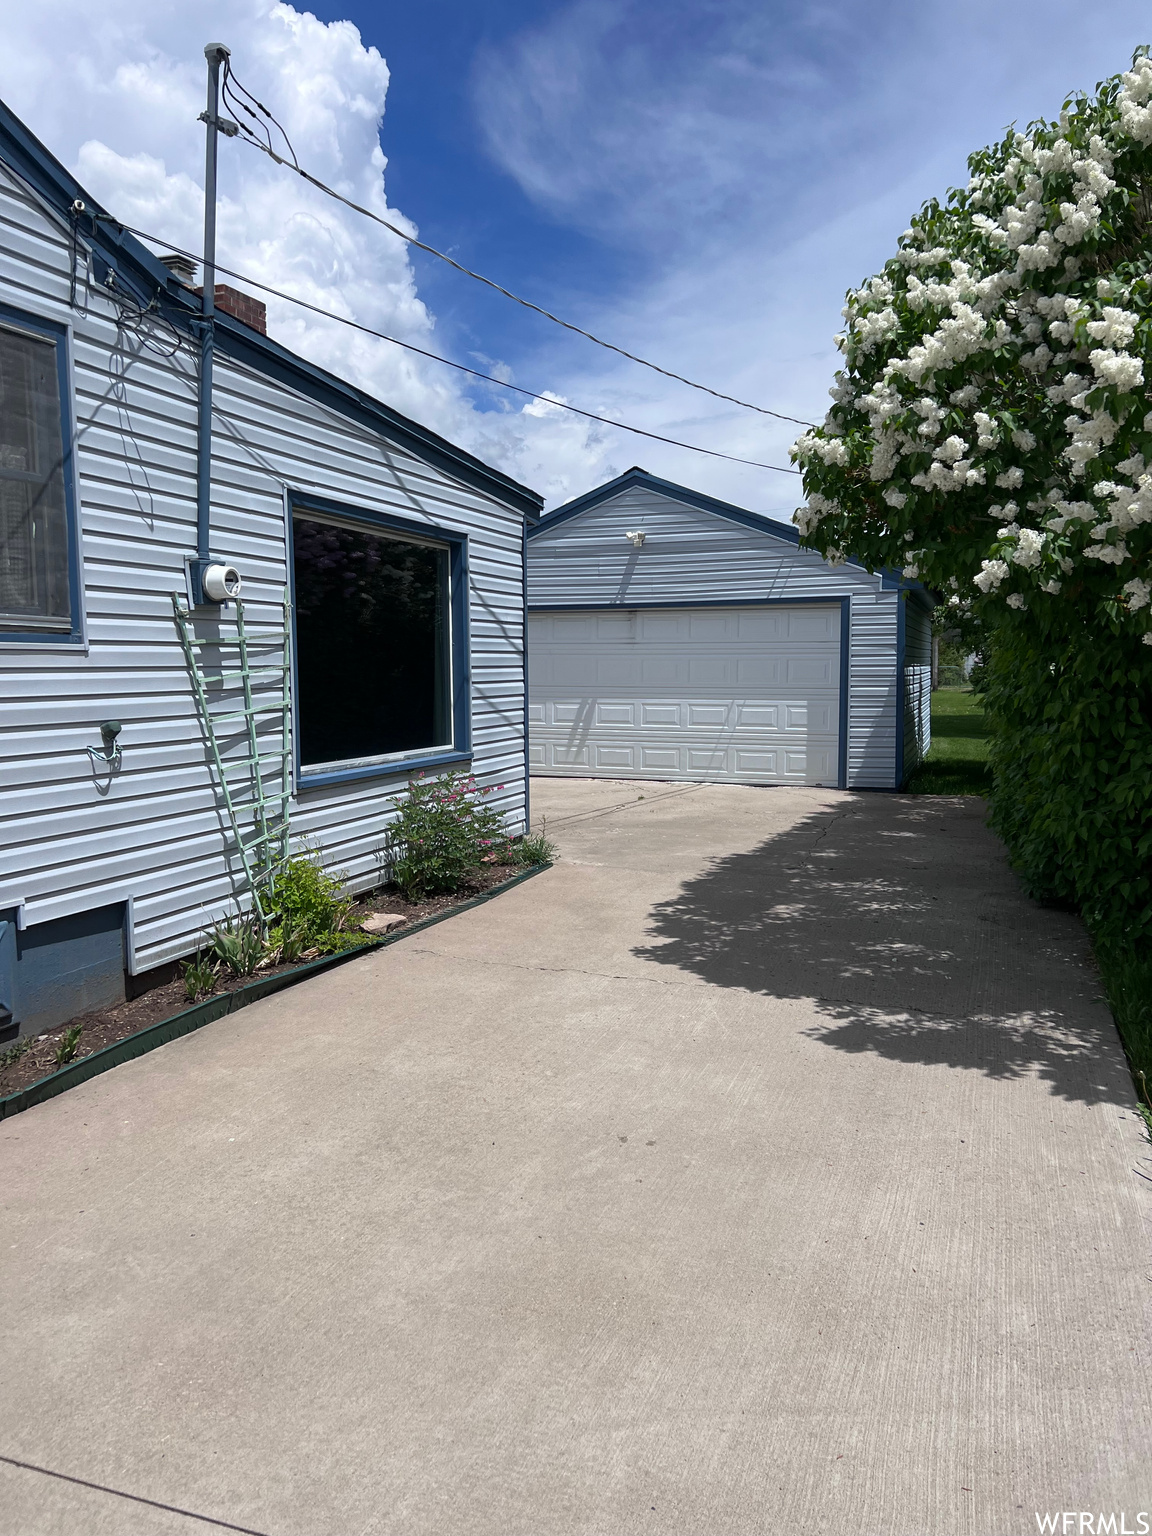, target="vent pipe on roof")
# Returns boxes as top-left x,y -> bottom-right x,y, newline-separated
160,252 -> 199,284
